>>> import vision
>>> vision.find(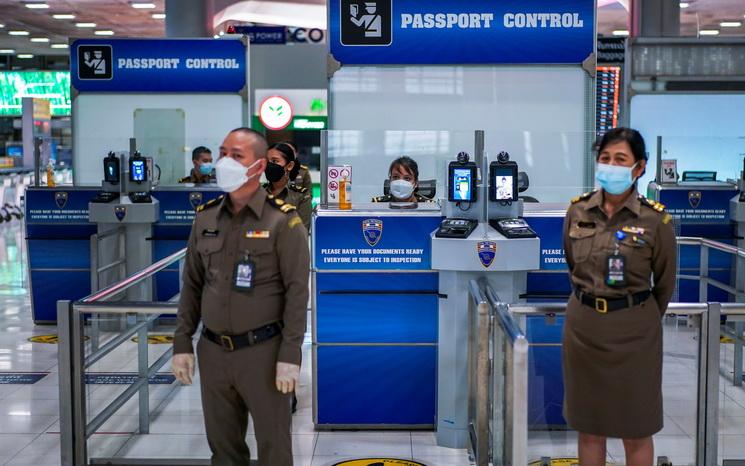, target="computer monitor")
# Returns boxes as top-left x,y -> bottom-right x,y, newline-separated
129,156 -> 147,183
489,162 -> 518,202
448,163 -> 477,203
